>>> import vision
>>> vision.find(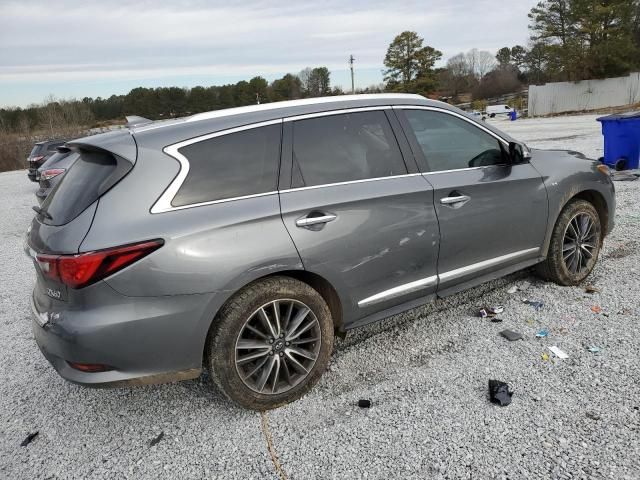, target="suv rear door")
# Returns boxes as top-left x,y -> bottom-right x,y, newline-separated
279,108 -> 439,327
395,107 -> 547,296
